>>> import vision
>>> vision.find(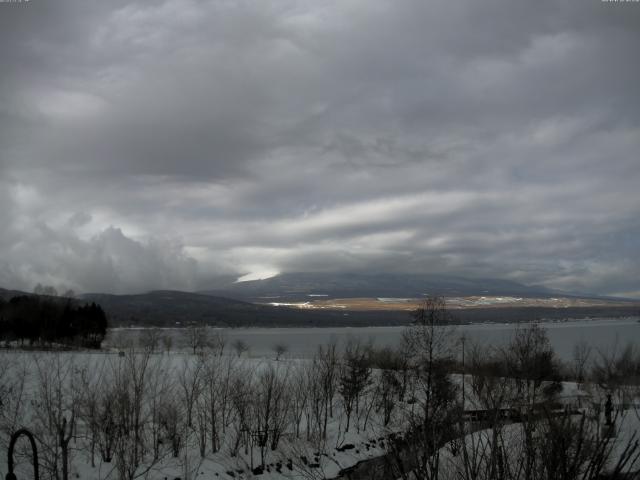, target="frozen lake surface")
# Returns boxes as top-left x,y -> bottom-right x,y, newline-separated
108,317 -> 640,361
